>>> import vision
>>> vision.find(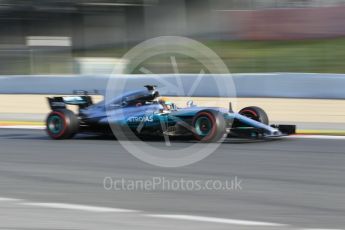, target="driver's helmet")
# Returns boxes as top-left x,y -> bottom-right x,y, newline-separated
158,97 -> 167,104
158,97 -> 172,110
